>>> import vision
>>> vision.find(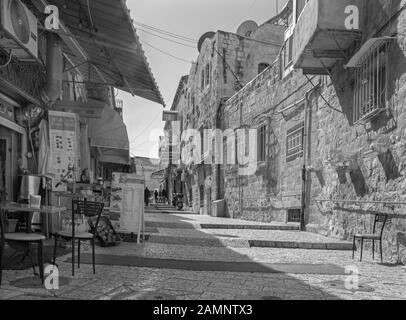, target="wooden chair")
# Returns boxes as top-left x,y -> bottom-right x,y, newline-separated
353,213 -> 388,263
53,200 -> 104,276
0,208 -> 45,286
